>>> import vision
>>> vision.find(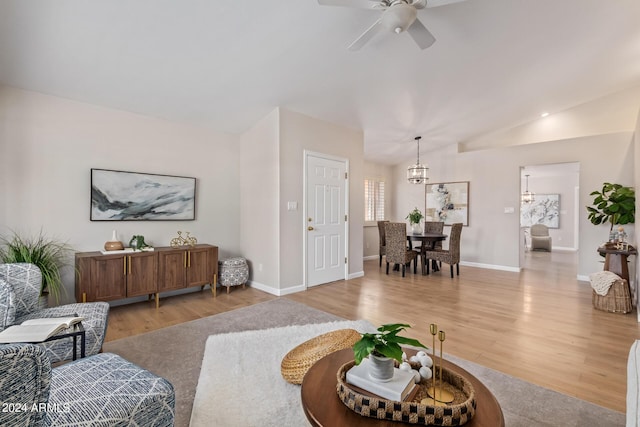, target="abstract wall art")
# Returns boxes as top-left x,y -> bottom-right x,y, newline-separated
425,181 -> 469,226
91,169 -> 196,221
